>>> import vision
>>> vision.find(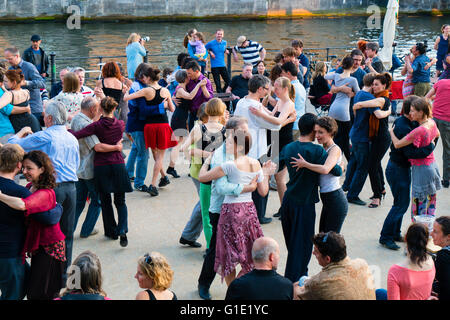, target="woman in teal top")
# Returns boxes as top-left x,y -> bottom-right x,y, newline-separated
126,33 -> 147,80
